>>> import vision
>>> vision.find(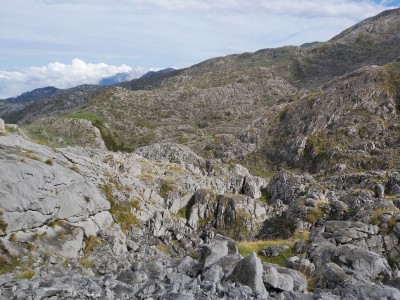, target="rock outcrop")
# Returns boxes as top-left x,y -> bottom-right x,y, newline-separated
1,9 -> 400,300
